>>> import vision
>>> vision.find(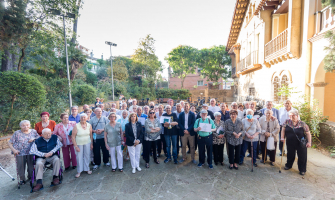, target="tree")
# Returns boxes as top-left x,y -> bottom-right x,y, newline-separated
323,31 -> 335,72
0,71 -> 46,132
106,57 -> 129,82
165,45 -> 198,89
197,45 -> 231,84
